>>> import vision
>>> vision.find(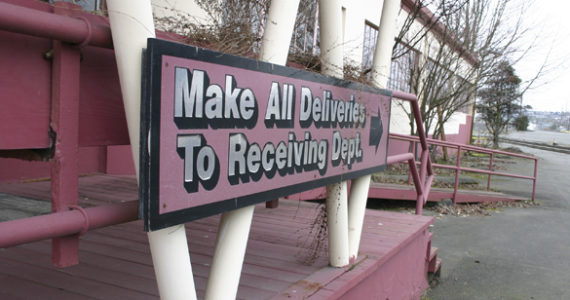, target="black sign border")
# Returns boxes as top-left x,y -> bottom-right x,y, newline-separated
140,38 -> 392,231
